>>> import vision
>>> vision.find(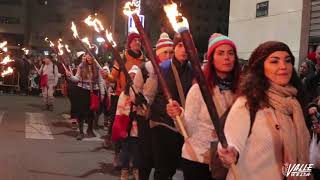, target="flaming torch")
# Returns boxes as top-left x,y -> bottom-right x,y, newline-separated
83,15 -> 136,95
161,0 -> 239,178
0,41 -> 14,78
57,39 -> 70,72
123,1 -> 188,139
64,44 -> 73,61
64,44 -> 71,53
81,37 -> 92,49
0,41 -> 8,53
63,44 -> 73,65
1,67 -> 13,77
59,41 -> 74,73
44,37 -> 69,73
22,48 -> 30,55
70,21 -> 101,69
0,55 -> 14,65
57,39 -> 64,56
